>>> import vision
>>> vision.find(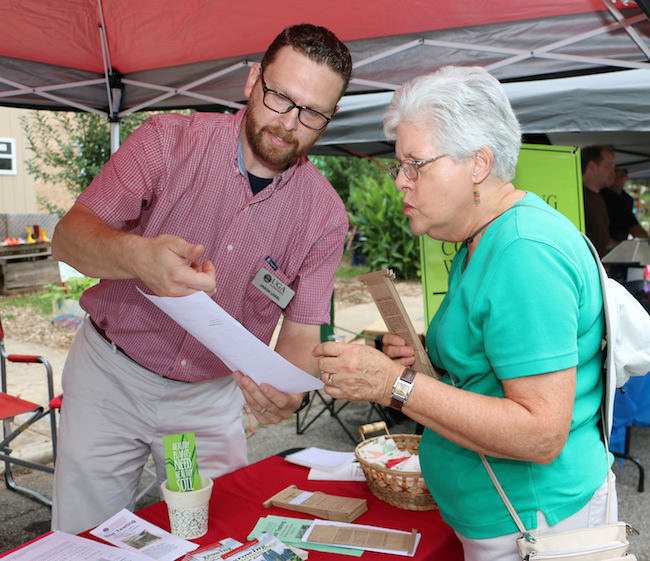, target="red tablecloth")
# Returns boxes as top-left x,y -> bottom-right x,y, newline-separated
3,456 -> 463,560
127,455 -> 462,560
